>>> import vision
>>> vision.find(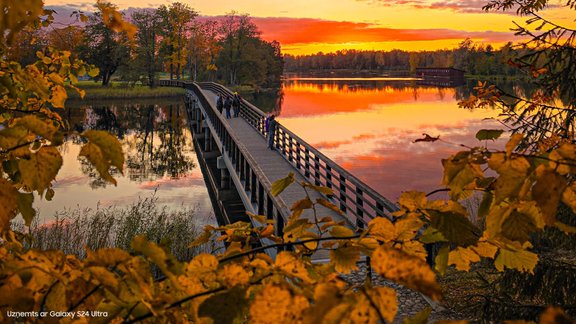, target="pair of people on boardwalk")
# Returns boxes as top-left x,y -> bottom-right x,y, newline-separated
218,93 -> 241,119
